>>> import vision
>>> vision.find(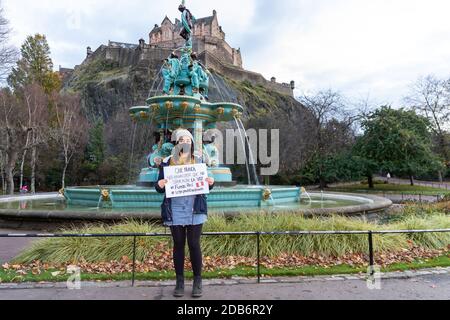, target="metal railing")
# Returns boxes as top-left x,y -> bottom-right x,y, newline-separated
1,229 -> 449,286
368,191 -> 447,203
